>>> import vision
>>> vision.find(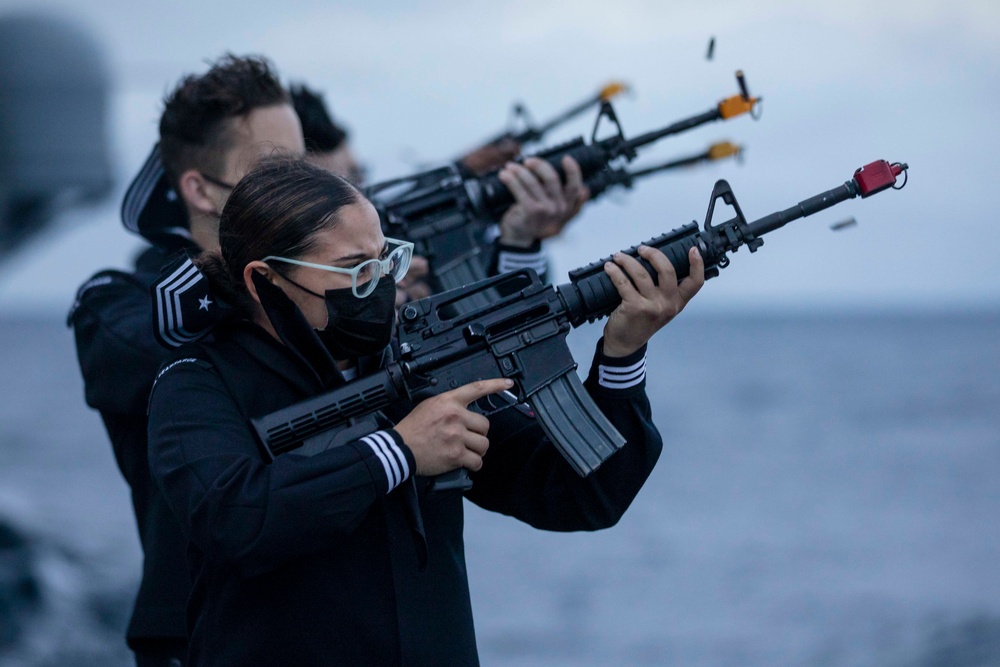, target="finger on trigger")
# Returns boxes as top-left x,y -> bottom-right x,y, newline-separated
453,377 -> 515,406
